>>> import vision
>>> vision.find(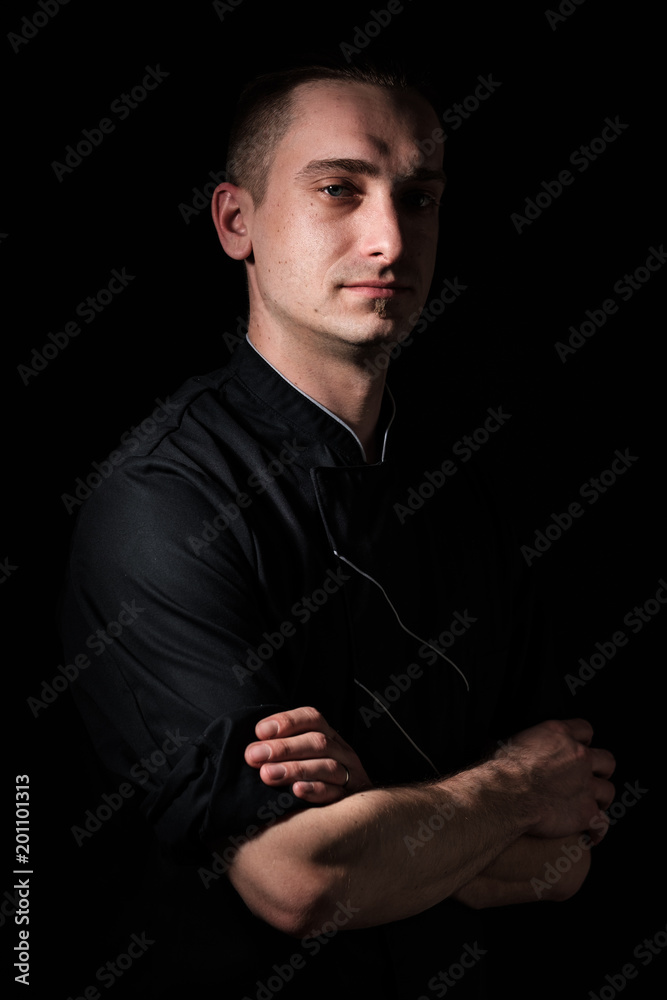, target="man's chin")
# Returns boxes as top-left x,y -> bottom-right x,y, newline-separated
307,300 -> 419,357
343,320 -> 415,361
350,295 -> 413,329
